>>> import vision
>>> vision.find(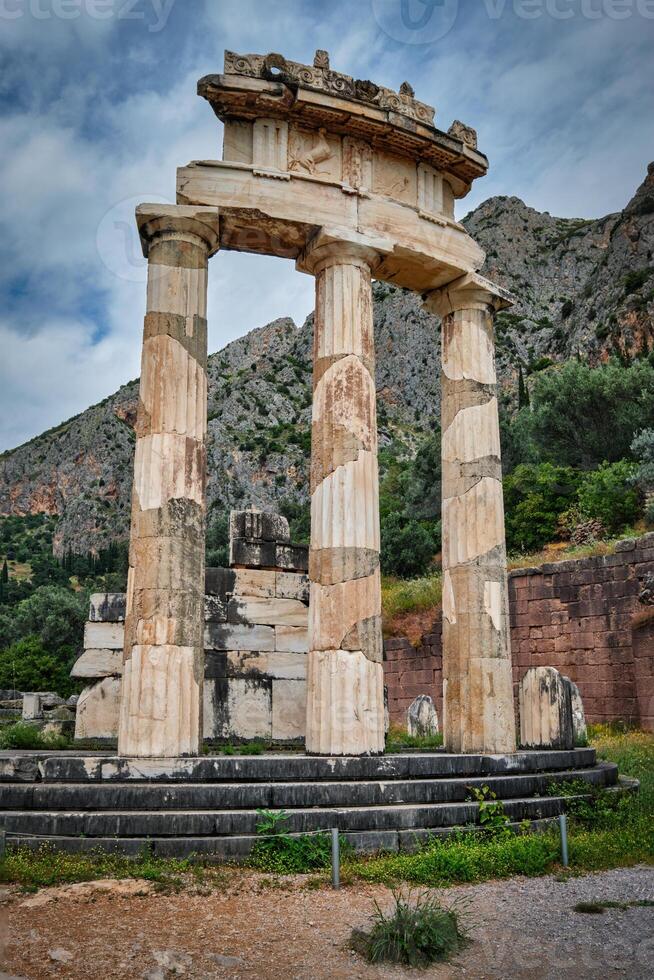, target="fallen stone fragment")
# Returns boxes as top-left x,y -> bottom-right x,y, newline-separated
48,948 -> 73,964
208,953 -> 245,967
407,694 -> 439,738
21,878 -> 154,908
